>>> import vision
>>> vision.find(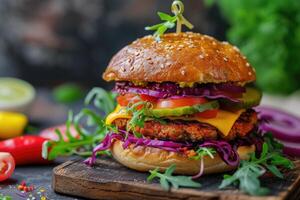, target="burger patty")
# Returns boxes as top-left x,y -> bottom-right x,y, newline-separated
113,109 -> 257,142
